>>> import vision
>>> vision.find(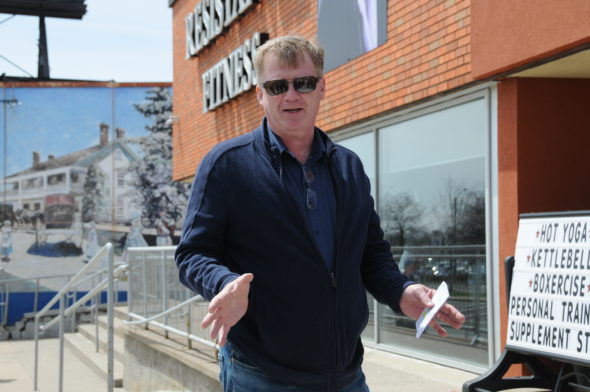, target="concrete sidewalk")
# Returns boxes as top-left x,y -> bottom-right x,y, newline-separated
0,338 -> 119,392
0,336 -> 547,392
1,336 -> 477,392
363,347 -> 476,392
